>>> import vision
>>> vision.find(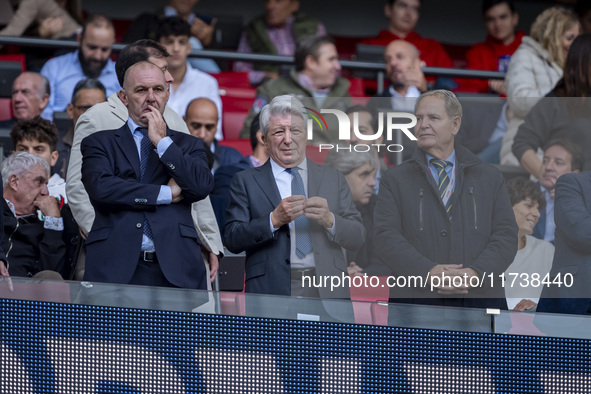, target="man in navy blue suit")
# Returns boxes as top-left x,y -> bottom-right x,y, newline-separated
81,61 -> 213,289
